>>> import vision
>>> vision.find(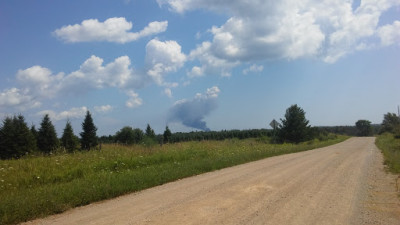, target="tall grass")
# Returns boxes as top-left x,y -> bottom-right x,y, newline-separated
375,133 -> 400,173
0,136 -> 347,224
